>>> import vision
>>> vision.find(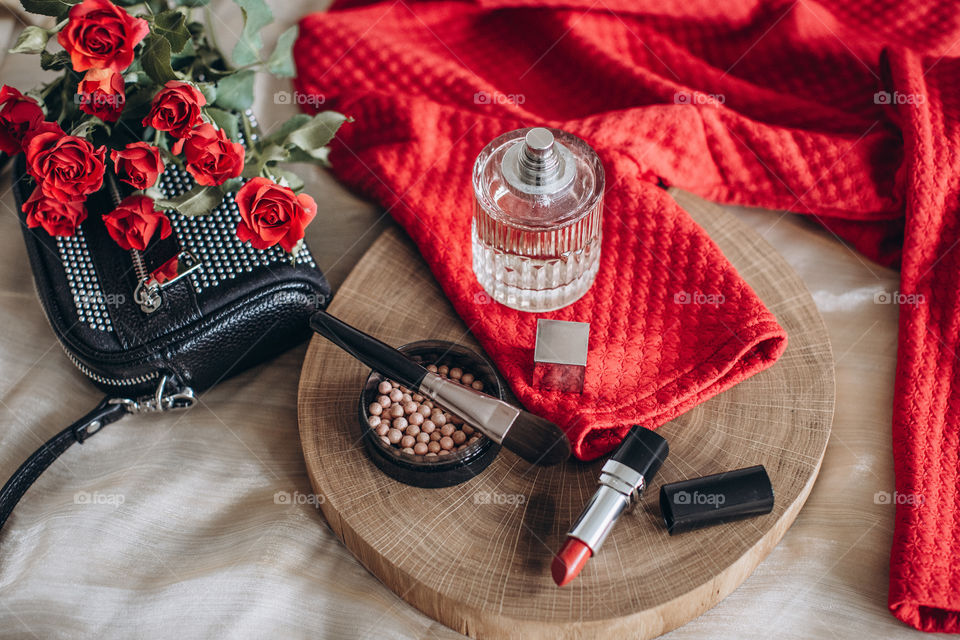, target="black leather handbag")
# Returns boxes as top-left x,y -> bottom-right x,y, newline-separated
0,111 -> 331,530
